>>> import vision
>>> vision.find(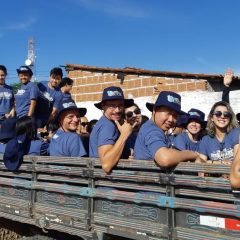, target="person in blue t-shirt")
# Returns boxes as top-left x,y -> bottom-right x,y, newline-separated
59,77 -> 74,102
35,67 -> 63,129
89,86 -> 135,173
167,114 -> 188,146
15,116 -> 49,156
197,101 -> 239,163
15,66 -> 38,119
122,103 -> 142,159
134,91 -> 198,167
173,108 -> 205,151
0,65 -> 15,122
49,99 -> 87,157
